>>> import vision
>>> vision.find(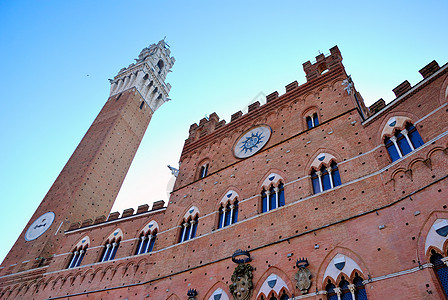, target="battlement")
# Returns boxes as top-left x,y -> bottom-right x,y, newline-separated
67,201 -> 166,232
302,46 -> 343,81
184,46 -> 345,146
